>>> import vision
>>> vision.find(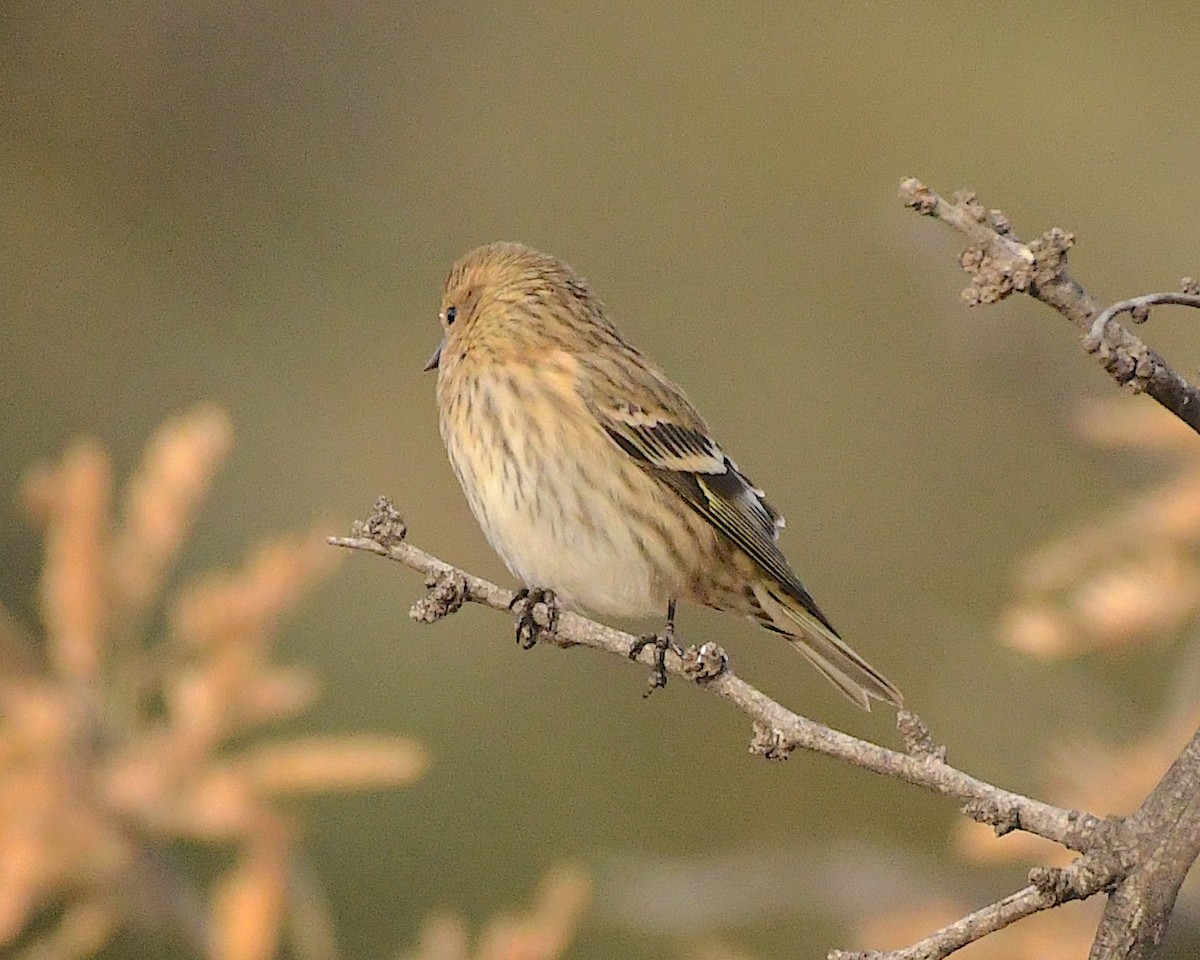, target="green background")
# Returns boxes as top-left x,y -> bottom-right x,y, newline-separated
4,2 -> 1199,957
